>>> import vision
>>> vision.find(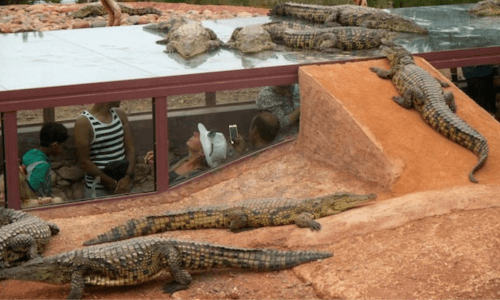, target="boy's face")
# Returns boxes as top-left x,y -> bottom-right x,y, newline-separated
50,142 -> 65,156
